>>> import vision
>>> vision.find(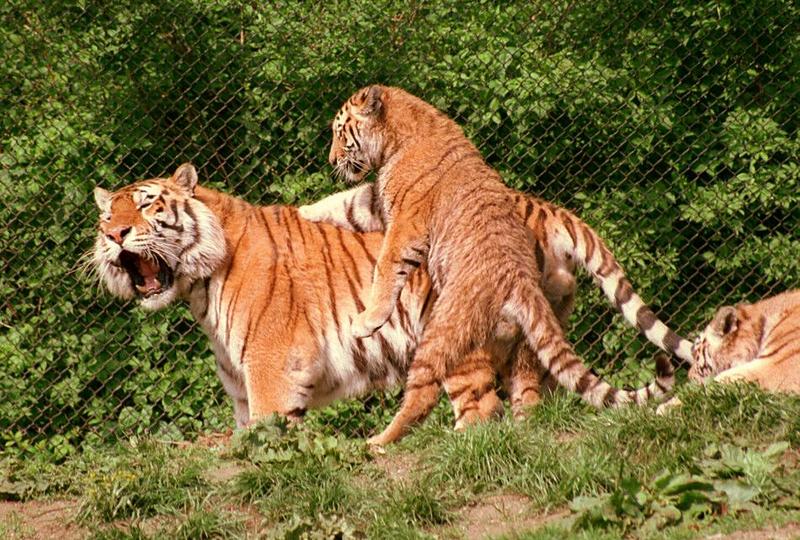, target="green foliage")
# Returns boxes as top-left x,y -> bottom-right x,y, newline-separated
1,0 -> 798,458
227,414 -> 368,467
302,391 -> 404,440
422,382 -> 800,508
268,514 -> 359,540
570,473 -> 717,533
75,438 -> 213,522
4,387 -> 800,538
87,509 -> 247,540
569,441 -> 799,534
381,481 -> 452,528
169,509 -> 247,540
228,416 -> 369,528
